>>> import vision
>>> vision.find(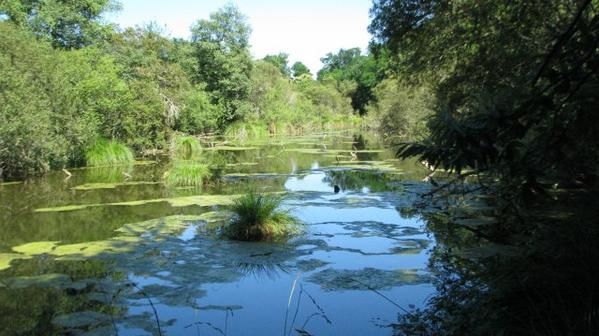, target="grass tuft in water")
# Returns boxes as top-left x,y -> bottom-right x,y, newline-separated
172,135 -> 202,160
164,161 -> 210,187
224,191 -> 300,241
85,139 -> 134,167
